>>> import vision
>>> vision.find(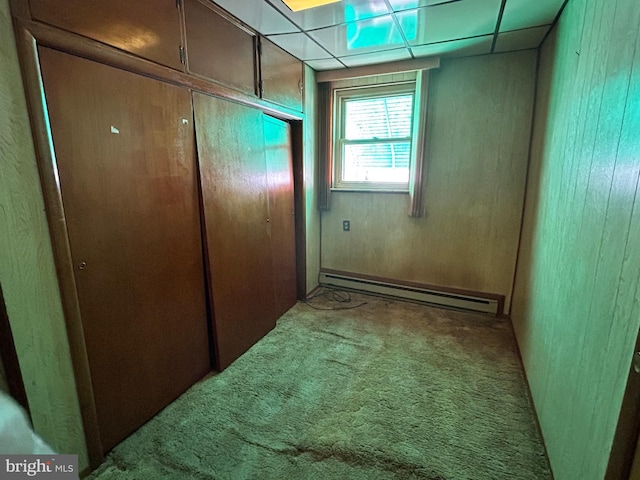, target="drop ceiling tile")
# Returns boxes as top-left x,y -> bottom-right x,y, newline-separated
339,47 -> 412,67
500,0 -> 564,32
387,0 -> 455,12
397,0 -> 503,46
411,34 -> 493,58
266,32 -> 331,60
212,0 -> 300,34
494,25 -> 549,52
305,58 -> 345,70
307,15 -> 405,57
269,0 -> 391,31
